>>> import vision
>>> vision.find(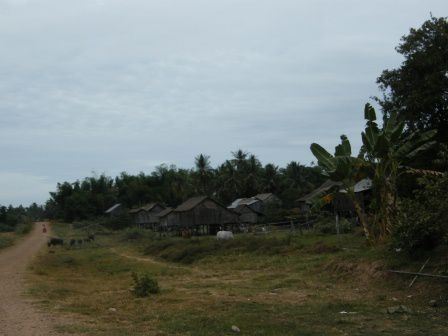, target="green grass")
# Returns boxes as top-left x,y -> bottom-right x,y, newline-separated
26,222 -> 448,335
0,233 -> 14,249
